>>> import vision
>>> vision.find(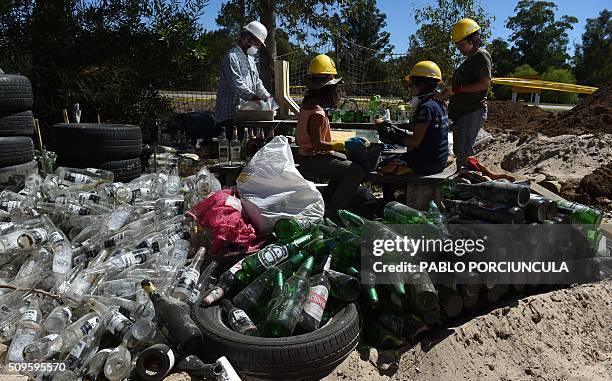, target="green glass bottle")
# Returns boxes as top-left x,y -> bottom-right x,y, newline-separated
337,210 -> 365,233
555,200 -> 602,226
384,201 -> 430,225
264,257 -> 314,337
266,270 -> 285,313
238,235 -> 311,283
426,200 -> 446,226
364,320 -> 407,350
361,271 -> 379,309
305,238 -> 338,259
328,270 -> 361,302
232,253 -> 305,319
274,217 -> 318,241
298,255 -> 332,332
